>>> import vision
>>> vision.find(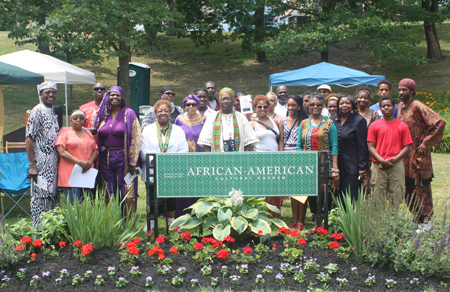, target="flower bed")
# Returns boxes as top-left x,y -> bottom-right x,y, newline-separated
1,230 -> 448,291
